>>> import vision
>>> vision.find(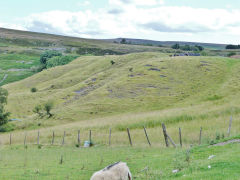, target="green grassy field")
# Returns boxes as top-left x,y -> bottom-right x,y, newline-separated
0,53 -> 40,85
0,138 -> 239,180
